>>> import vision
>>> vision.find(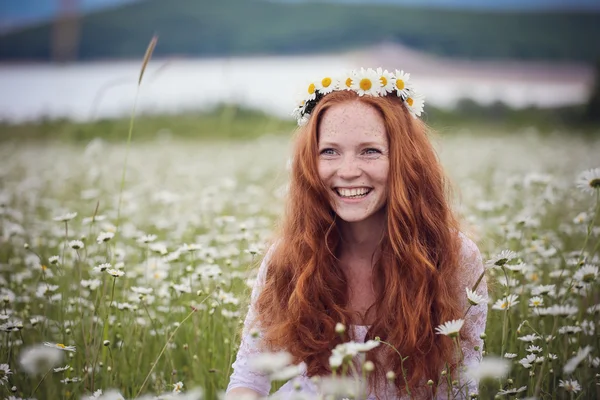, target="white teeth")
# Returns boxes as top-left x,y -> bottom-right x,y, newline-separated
337,188 -> 370,198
